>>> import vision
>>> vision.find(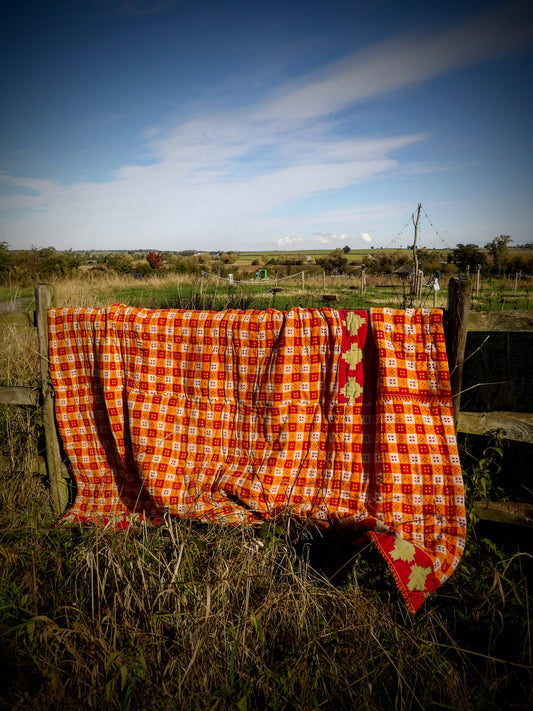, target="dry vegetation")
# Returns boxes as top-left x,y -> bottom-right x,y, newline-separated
0,273 -> 532,709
